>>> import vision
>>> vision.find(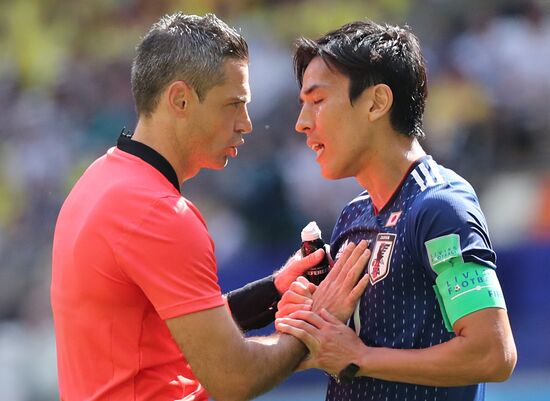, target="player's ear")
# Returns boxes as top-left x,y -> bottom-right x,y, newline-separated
367,84 -> 393,122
